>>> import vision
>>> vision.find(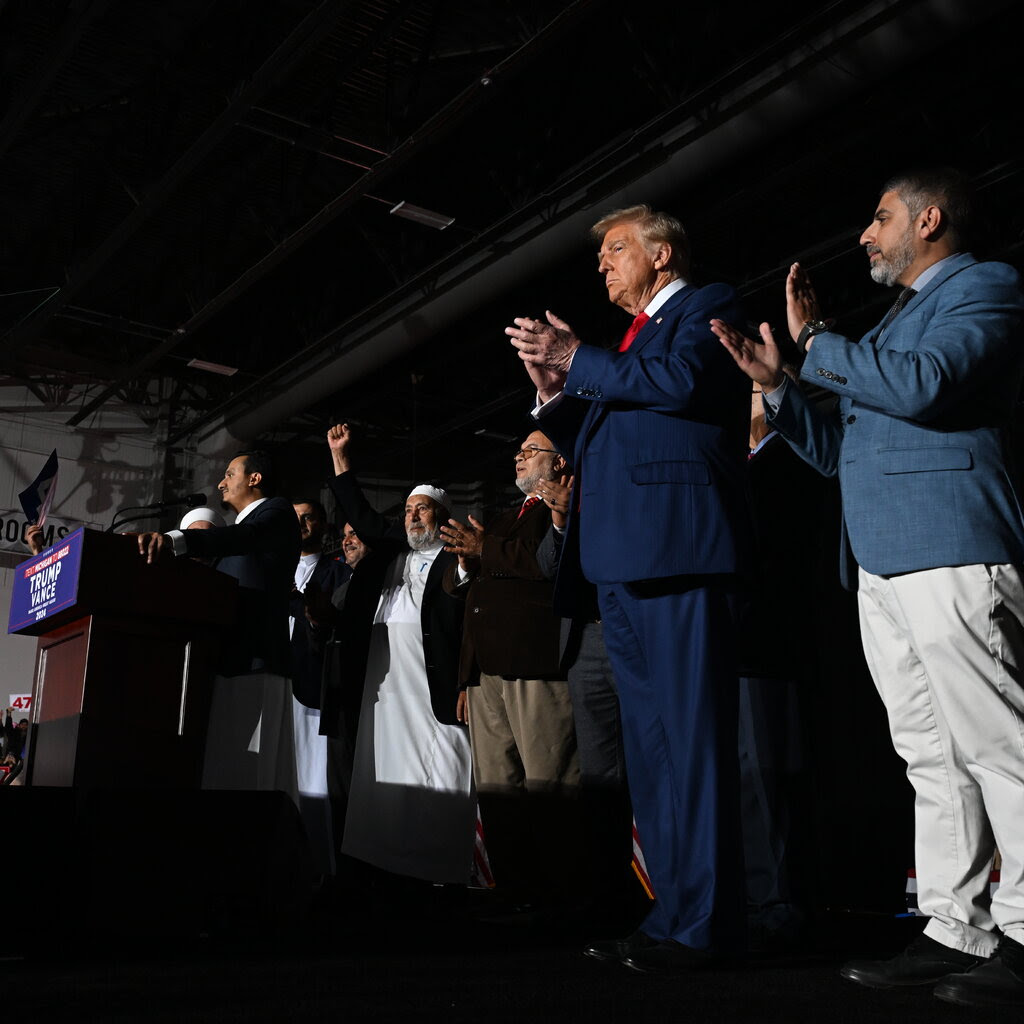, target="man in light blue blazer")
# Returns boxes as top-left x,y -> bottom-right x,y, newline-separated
714,169 -> 1024,1007
508,205 -> 752,969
